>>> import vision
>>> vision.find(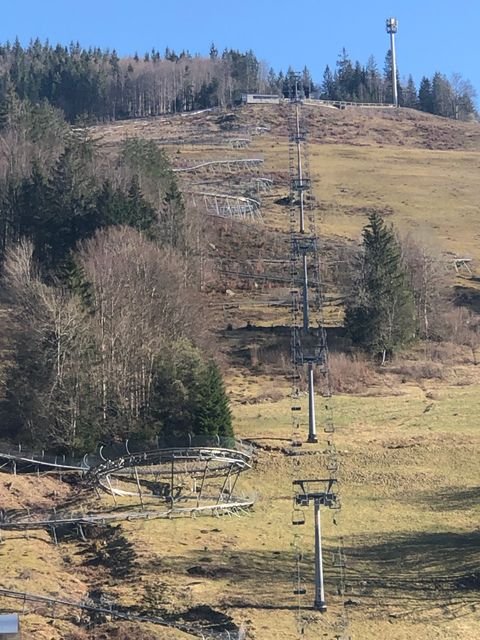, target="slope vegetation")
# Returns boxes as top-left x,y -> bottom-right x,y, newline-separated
1,105 -> 479,639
